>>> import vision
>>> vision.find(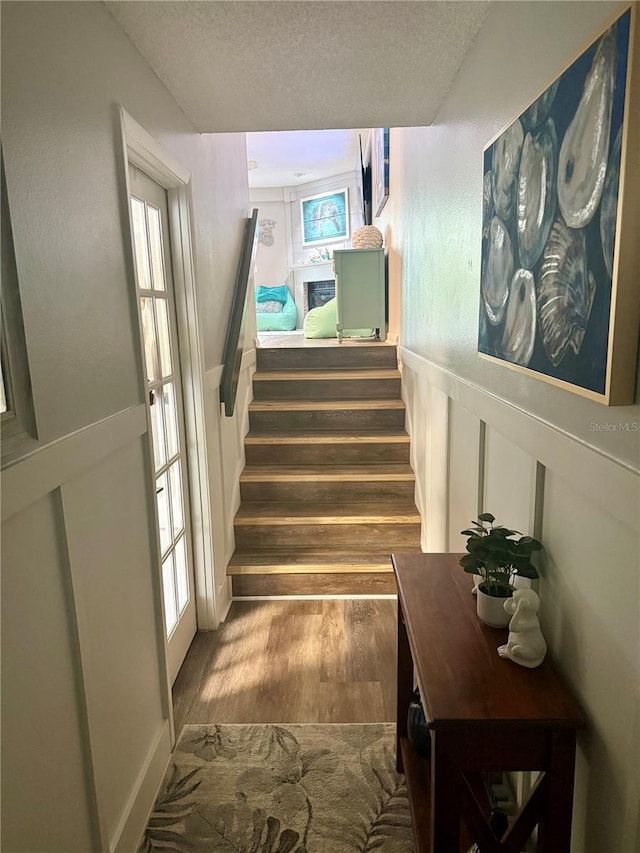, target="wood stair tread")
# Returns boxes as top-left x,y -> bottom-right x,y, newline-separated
256,345 -> 398,373
240,464 -> 415,481
235,501 -> 421,523
253,369 -> 400,381
229,564 -> 395,575
249,399 -> 405,411
245,430 -> 410,444
228,549 -> 406,564
228,550 -> 409,574
231,573 -> 398,595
